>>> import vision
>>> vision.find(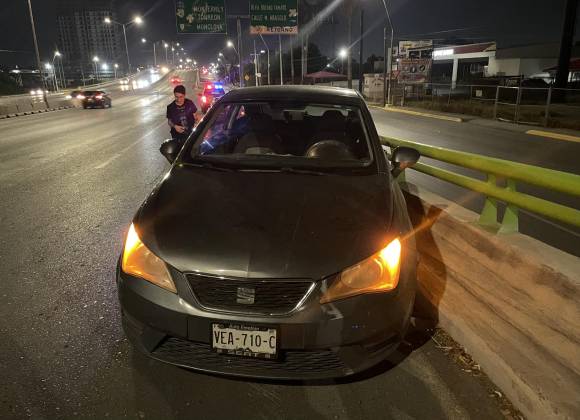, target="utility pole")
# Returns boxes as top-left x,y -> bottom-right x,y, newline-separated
358,9 -> 364,93
383,27 -> 387,106
237,18 -> 244,87
347,9 -> 353,88
555,0 -> 578,88
27,0 -> 48,107
253,39 -> 258,86
290,40 -> 295,84
279,35 -> 284,85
